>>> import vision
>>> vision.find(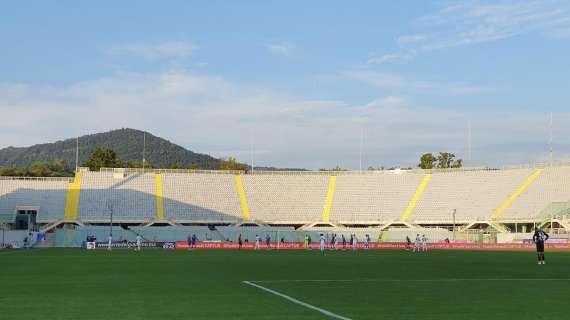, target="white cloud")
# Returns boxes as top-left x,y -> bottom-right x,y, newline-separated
370,0 -> 570,66
366,1 -> 570,65
340,70 -> 404,88
406,0 -> 570,51
267,41 -> 295,56
0,71 -> 564,169
367,50 -> 416,64
339,70 -> 496,95
396,34 -> 427,45
108,41 -> 198,59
